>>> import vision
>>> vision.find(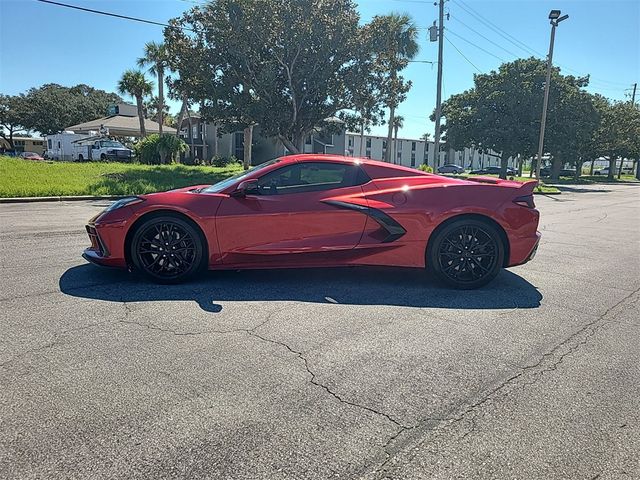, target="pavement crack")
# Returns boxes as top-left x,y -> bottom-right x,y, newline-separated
0,320 -> 112,370
368,286 -> 640,478
245,329 -> 410,430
